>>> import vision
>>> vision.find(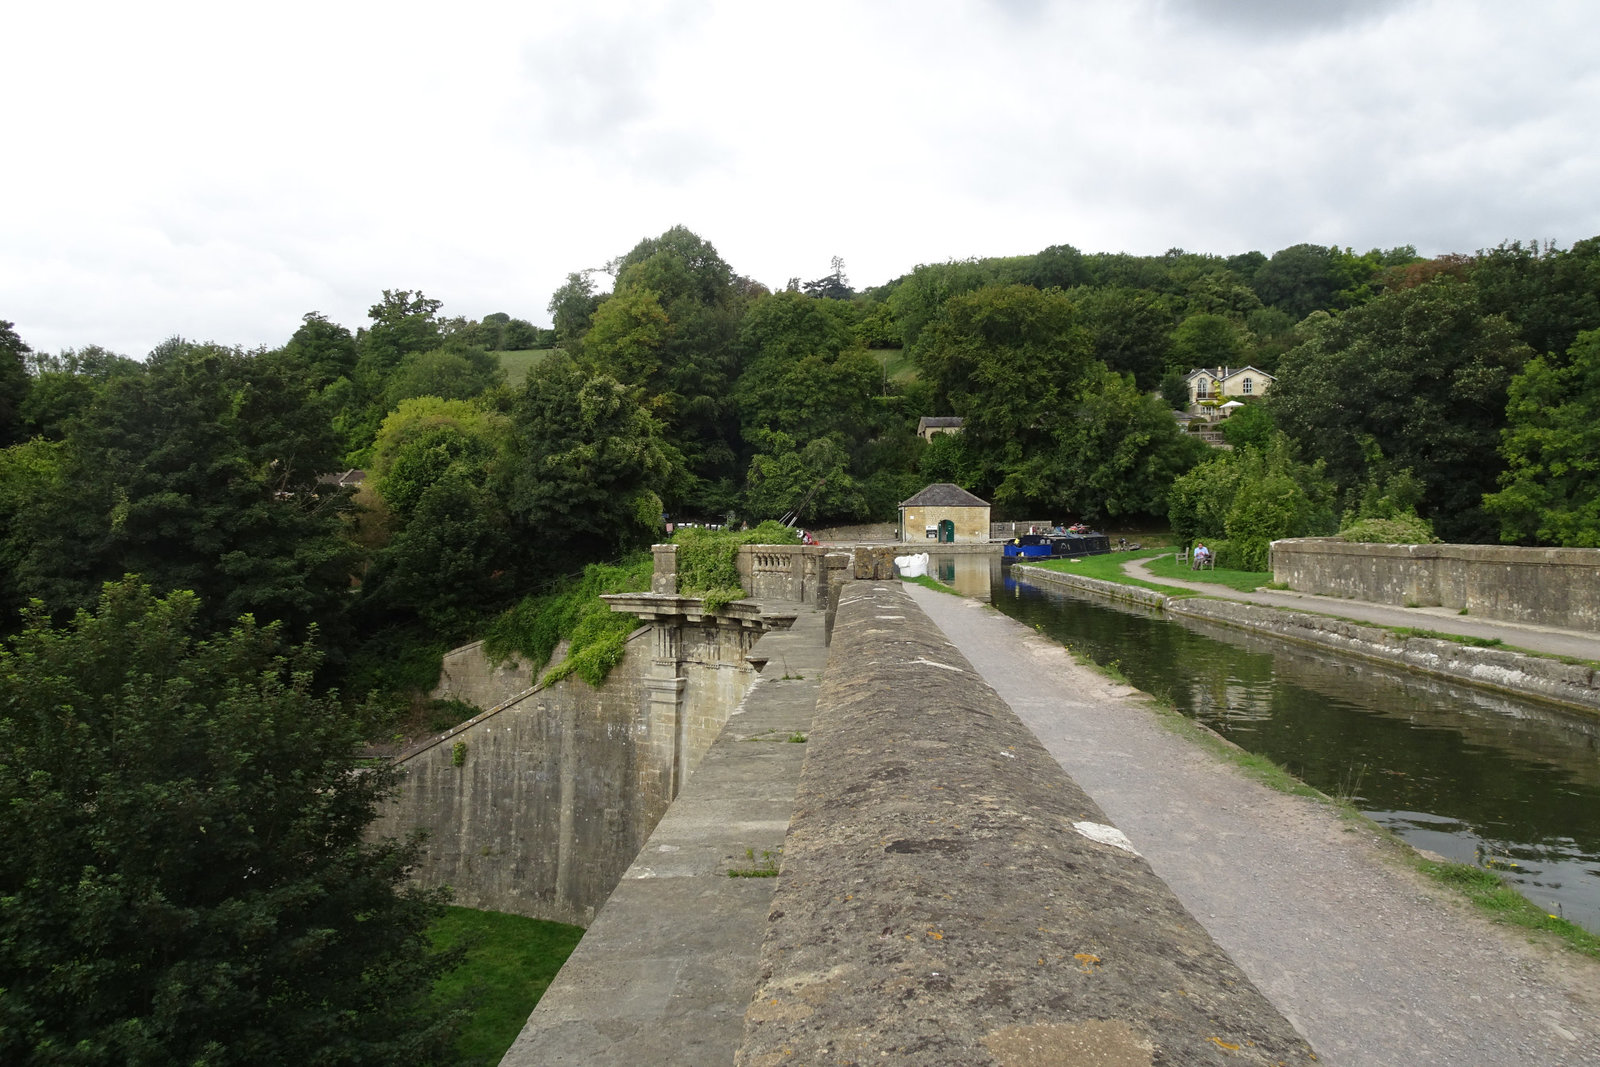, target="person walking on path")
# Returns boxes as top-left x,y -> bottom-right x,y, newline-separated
903,582 -> 1600,1066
